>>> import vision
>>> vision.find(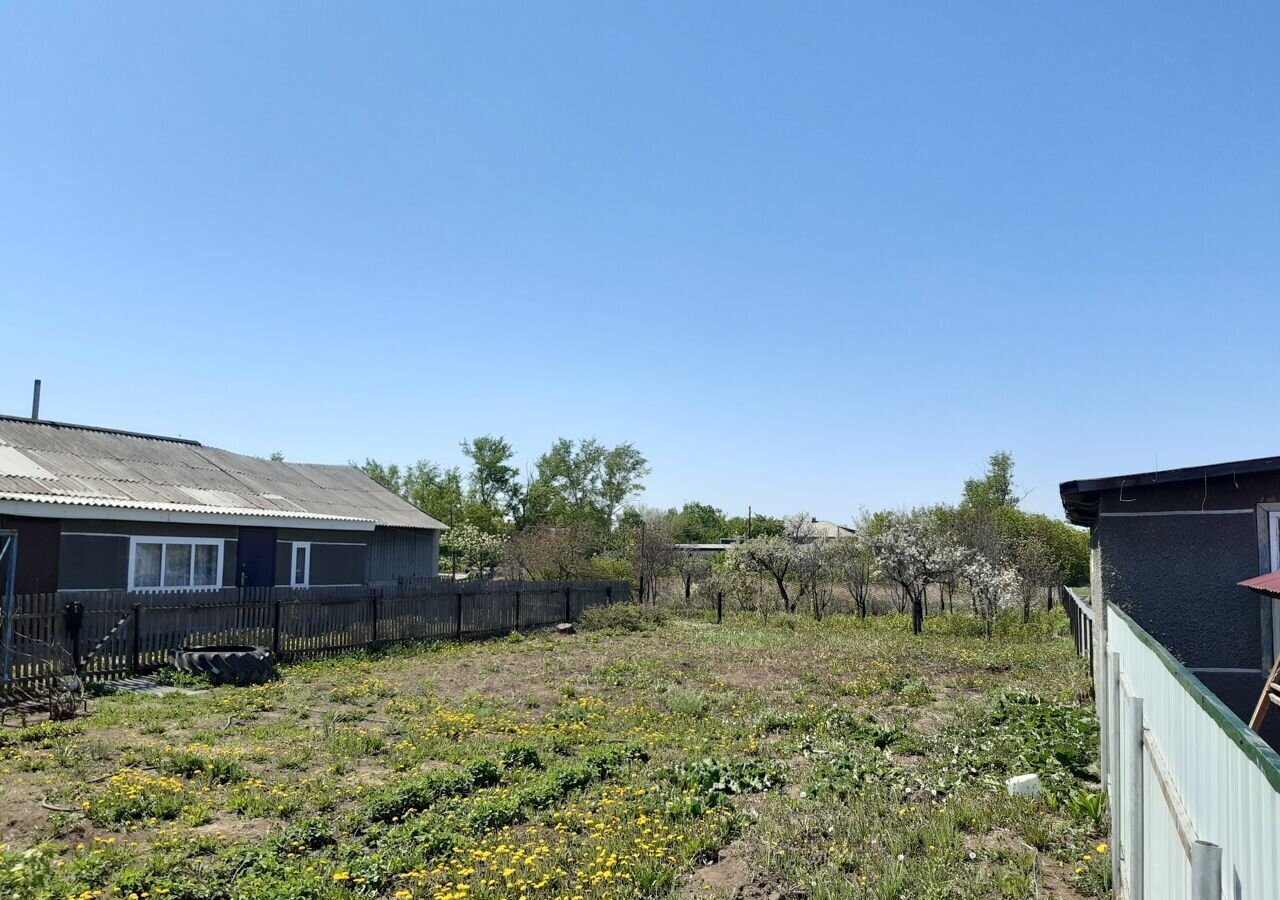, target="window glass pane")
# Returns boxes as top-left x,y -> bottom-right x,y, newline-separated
193,544 -> 219,587
133,543 -> 162,588
164,544 -> 192,587
294,546 -> 307,585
